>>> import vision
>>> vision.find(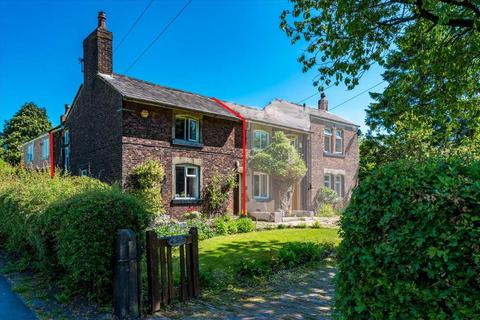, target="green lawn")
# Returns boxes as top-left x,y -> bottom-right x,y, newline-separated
199,228 -> 340,273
